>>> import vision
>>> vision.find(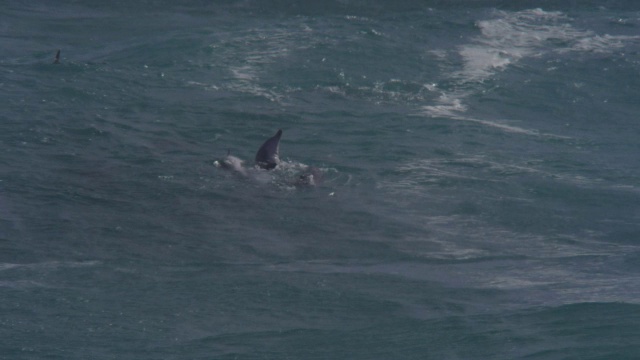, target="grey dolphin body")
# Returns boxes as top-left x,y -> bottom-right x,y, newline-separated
254,129 -> 282,170
294,166 -> 323,187
215,150 -> 248,176
216,129 -> 324,187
